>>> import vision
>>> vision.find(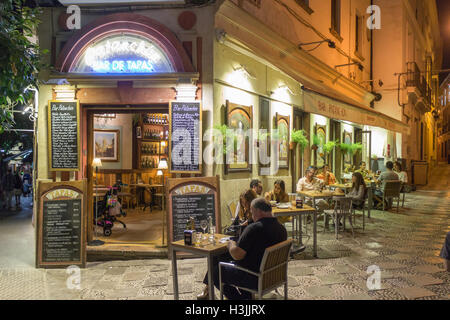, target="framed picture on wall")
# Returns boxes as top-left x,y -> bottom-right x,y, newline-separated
225,100 -> 253,174
95,113 -> 116,119
136,126 -> 142,139
94,129 -> 120,162
276,113 -> 290,169
315,124 -> 327,168
343,130 -> 352,166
